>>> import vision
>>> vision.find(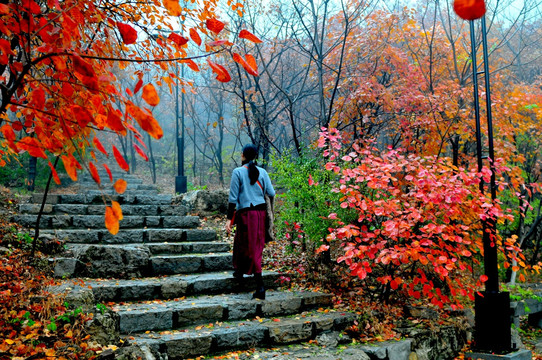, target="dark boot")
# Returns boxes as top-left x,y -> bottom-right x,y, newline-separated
253,272 -> 265,300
